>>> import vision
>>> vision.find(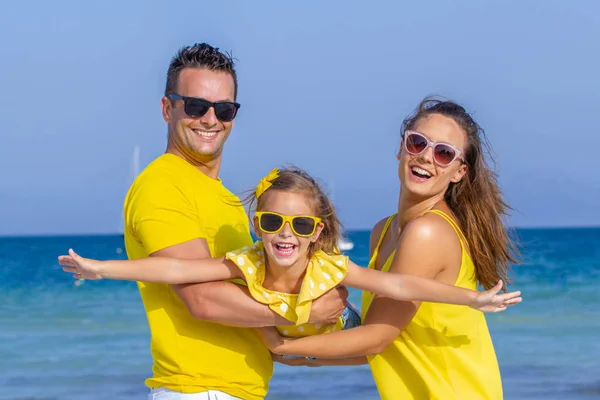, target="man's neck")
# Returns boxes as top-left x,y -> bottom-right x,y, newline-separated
165,146 -> 221,180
